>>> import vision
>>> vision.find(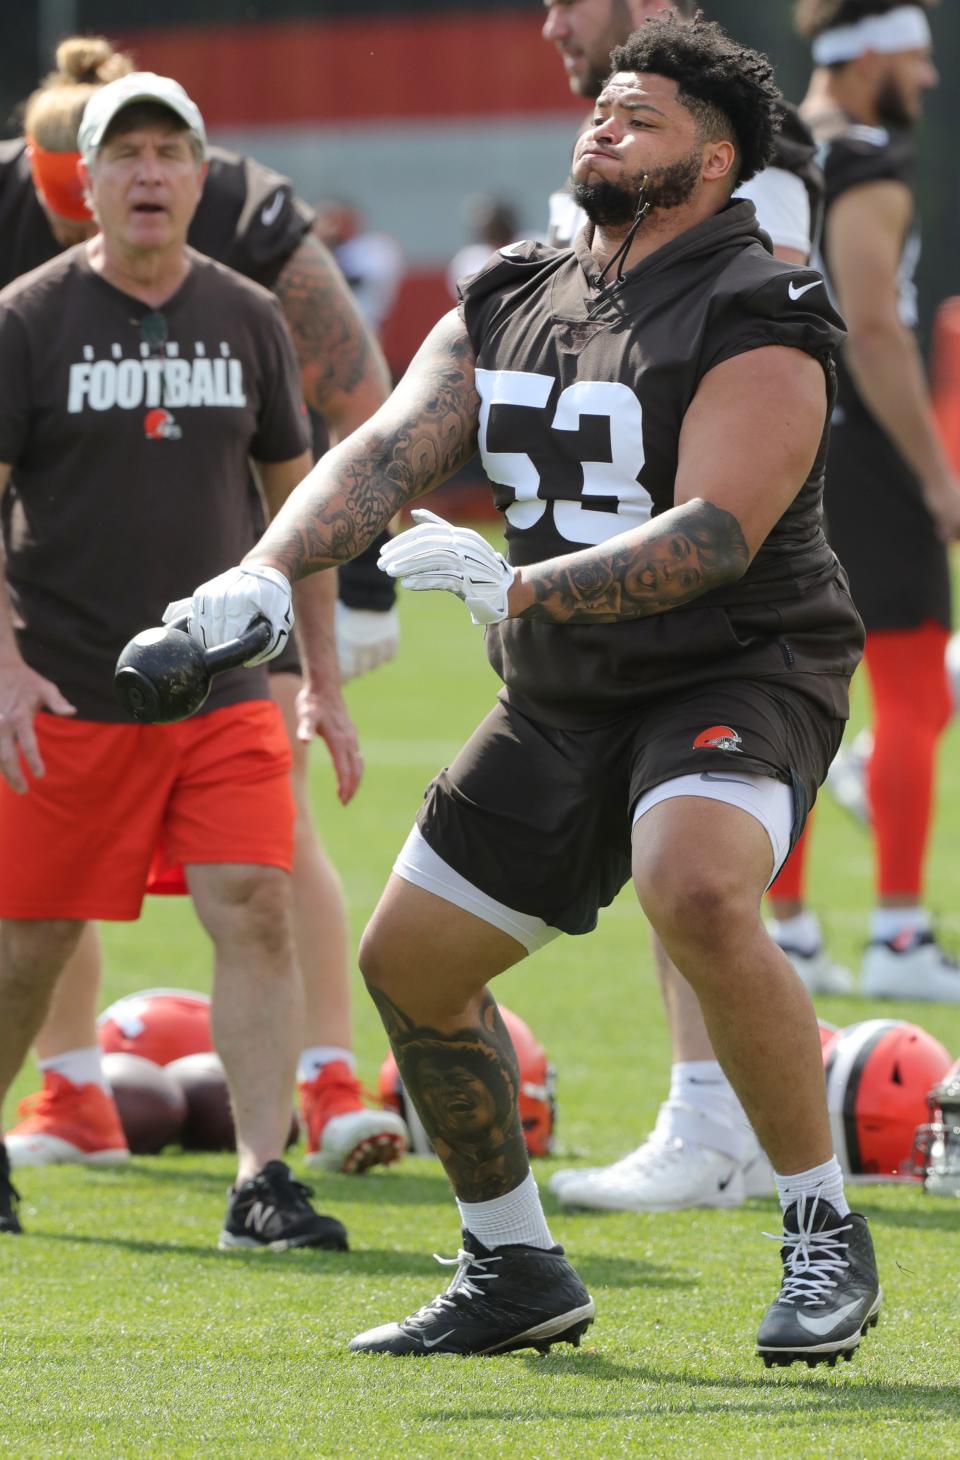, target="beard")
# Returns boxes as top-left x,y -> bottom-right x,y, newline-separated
875,74 -> 916,130
571,148 -> 703,227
